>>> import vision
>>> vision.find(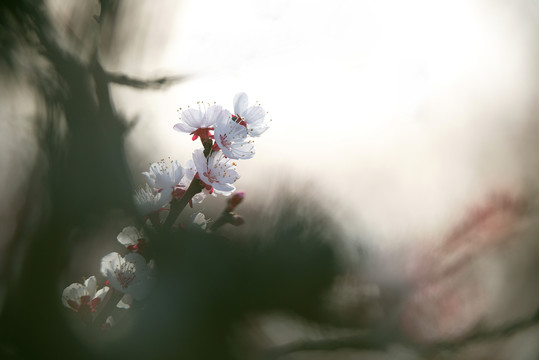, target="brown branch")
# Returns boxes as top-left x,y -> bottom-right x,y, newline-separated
162,178 -> 205,232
